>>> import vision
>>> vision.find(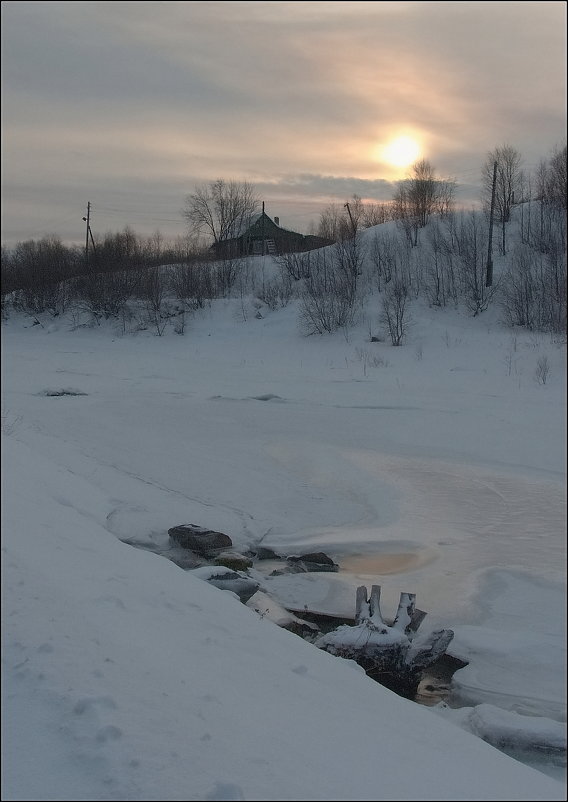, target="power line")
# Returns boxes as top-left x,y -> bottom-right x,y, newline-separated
35,212 -> 82,231
92,207 -> 184,224
95,204 -> 183,218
